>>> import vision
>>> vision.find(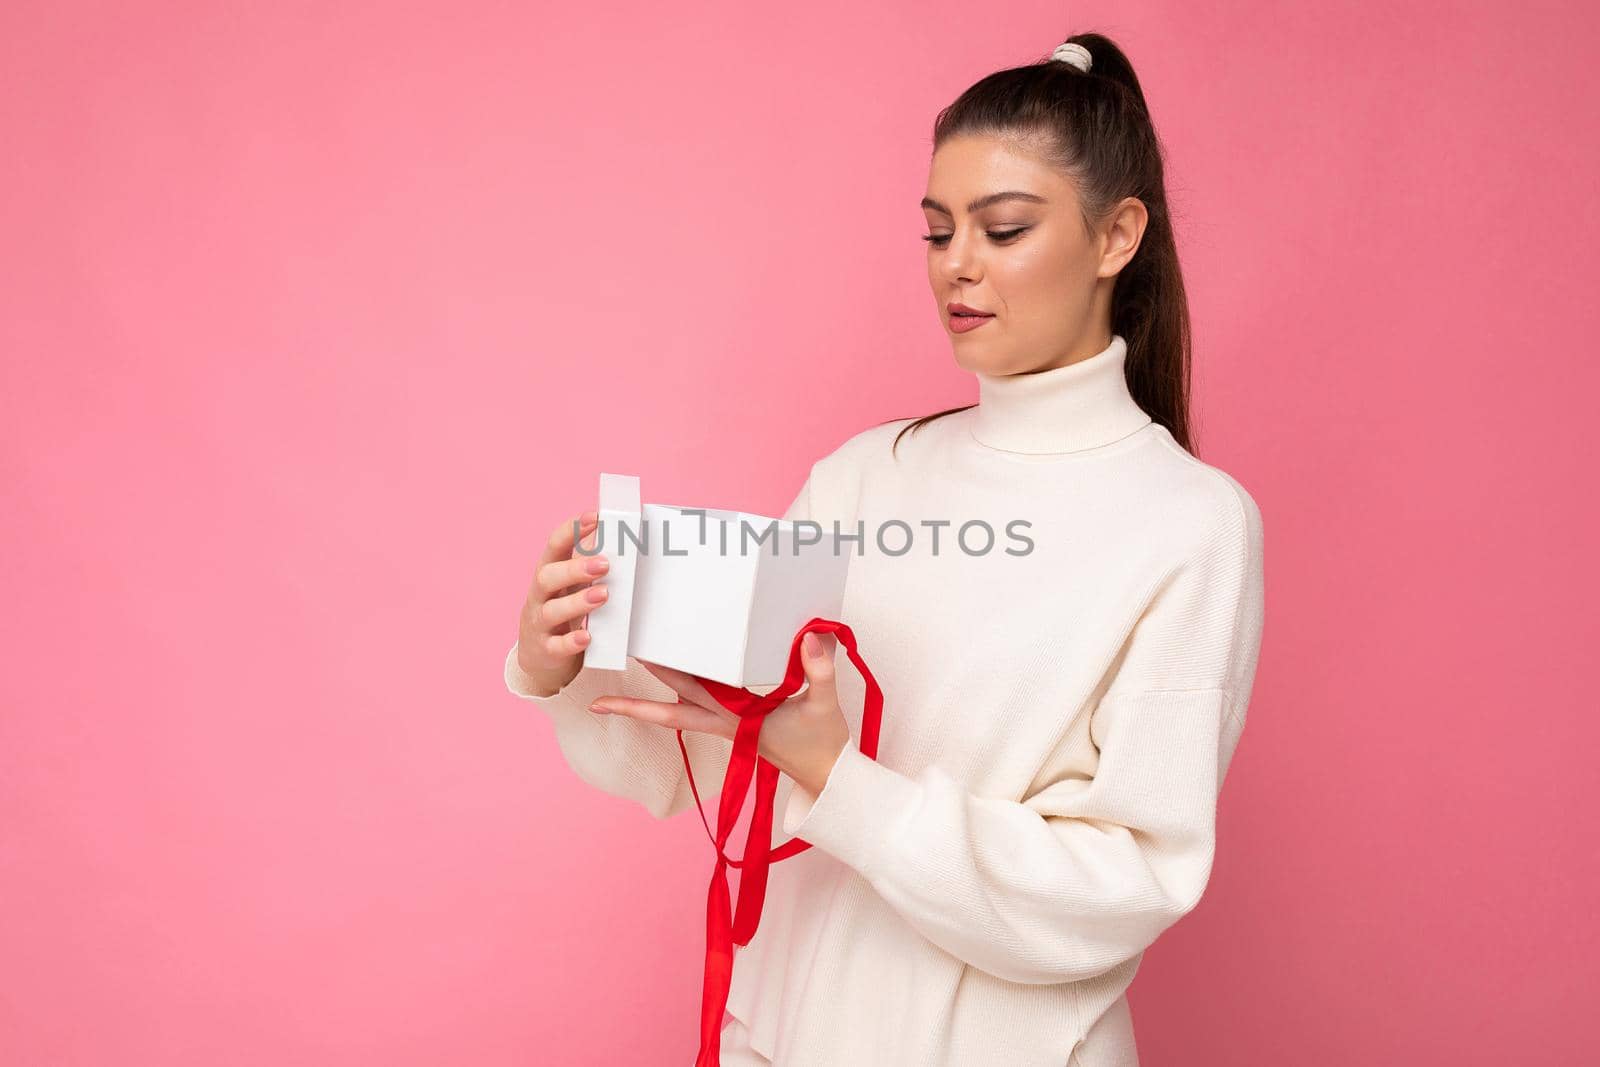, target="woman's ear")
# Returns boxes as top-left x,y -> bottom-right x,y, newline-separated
1097,196 -> 1148,279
